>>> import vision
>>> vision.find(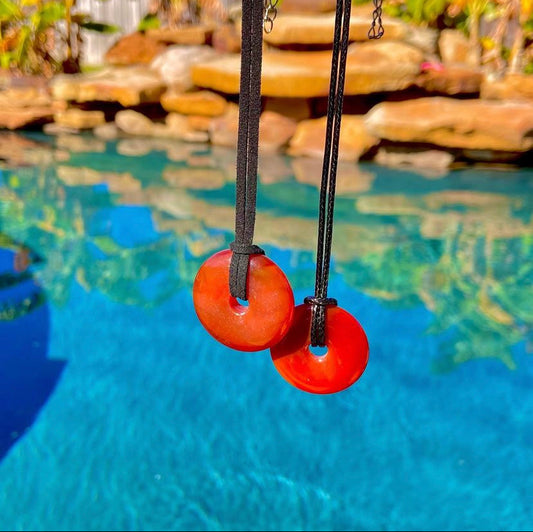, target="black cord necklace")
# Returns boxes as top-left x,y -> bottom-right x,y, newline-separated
193,0 -> 294,353
194,0 -> 383,393
270,0 -> 382,394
